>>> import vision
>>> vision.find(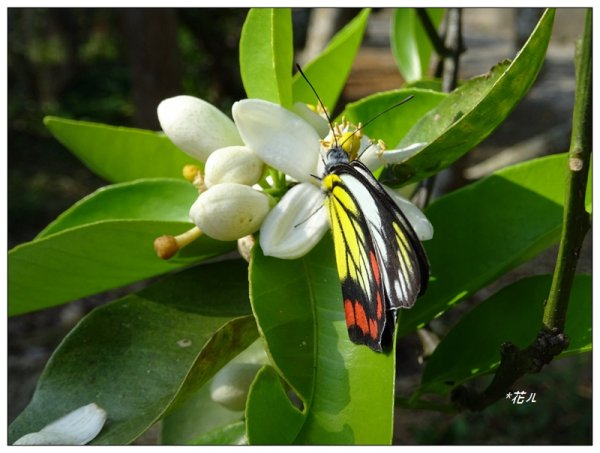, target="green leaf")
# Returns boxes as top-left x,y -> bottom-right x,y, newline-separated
9,220 -> 234,316
292,9 -> 370,111
419,274 -> 592,395
246,239 -> 395,445
191,421 -> 247,445
341,88 -> 446,149
44,116 -> 199,183
246,366 -> 306,445
162,339 -> 264,445
398,153 -> 592,336
8,261 -> 259,445
161,377 -> 245,445
37,178 -> 197,238
382,8 -> 556,186
391,8 -> 444,83
240,8 -> 293,107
